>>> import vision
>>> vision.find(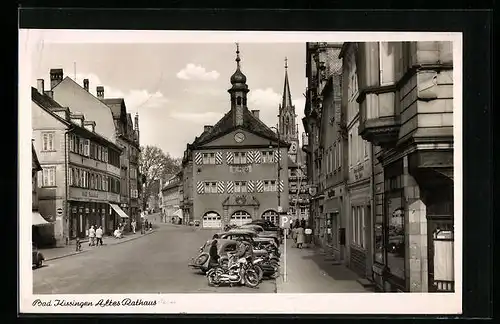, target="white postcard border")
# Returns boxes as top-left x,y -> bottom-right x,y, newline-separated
19,30 -> 463,314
